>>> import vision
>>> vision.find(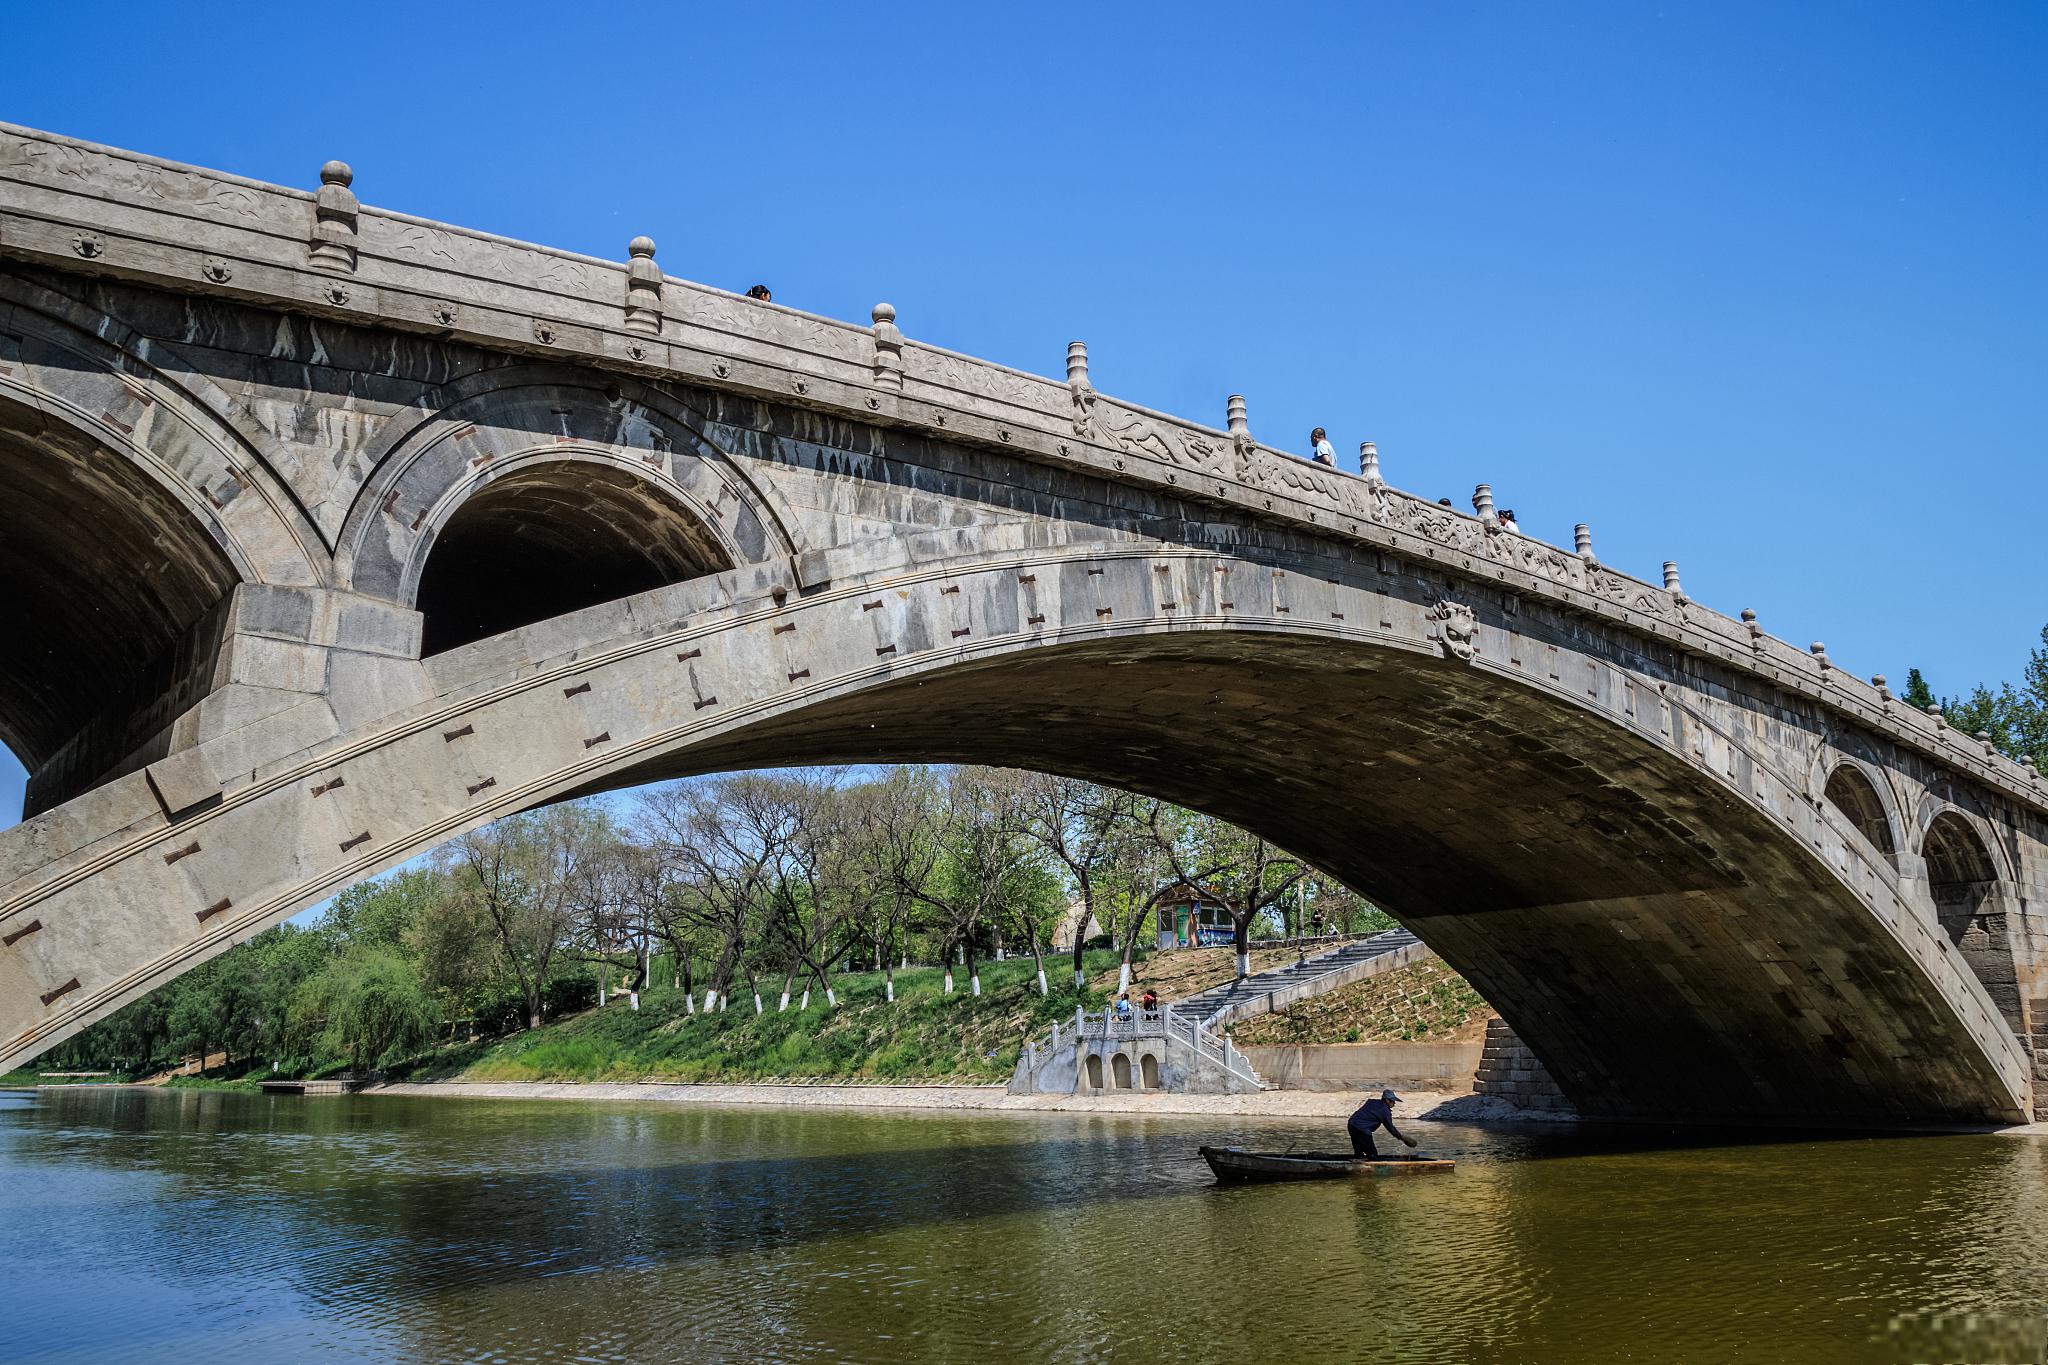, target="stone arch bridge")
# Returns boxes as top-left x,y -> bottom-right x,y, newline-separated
1,123 -> 2042,1127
